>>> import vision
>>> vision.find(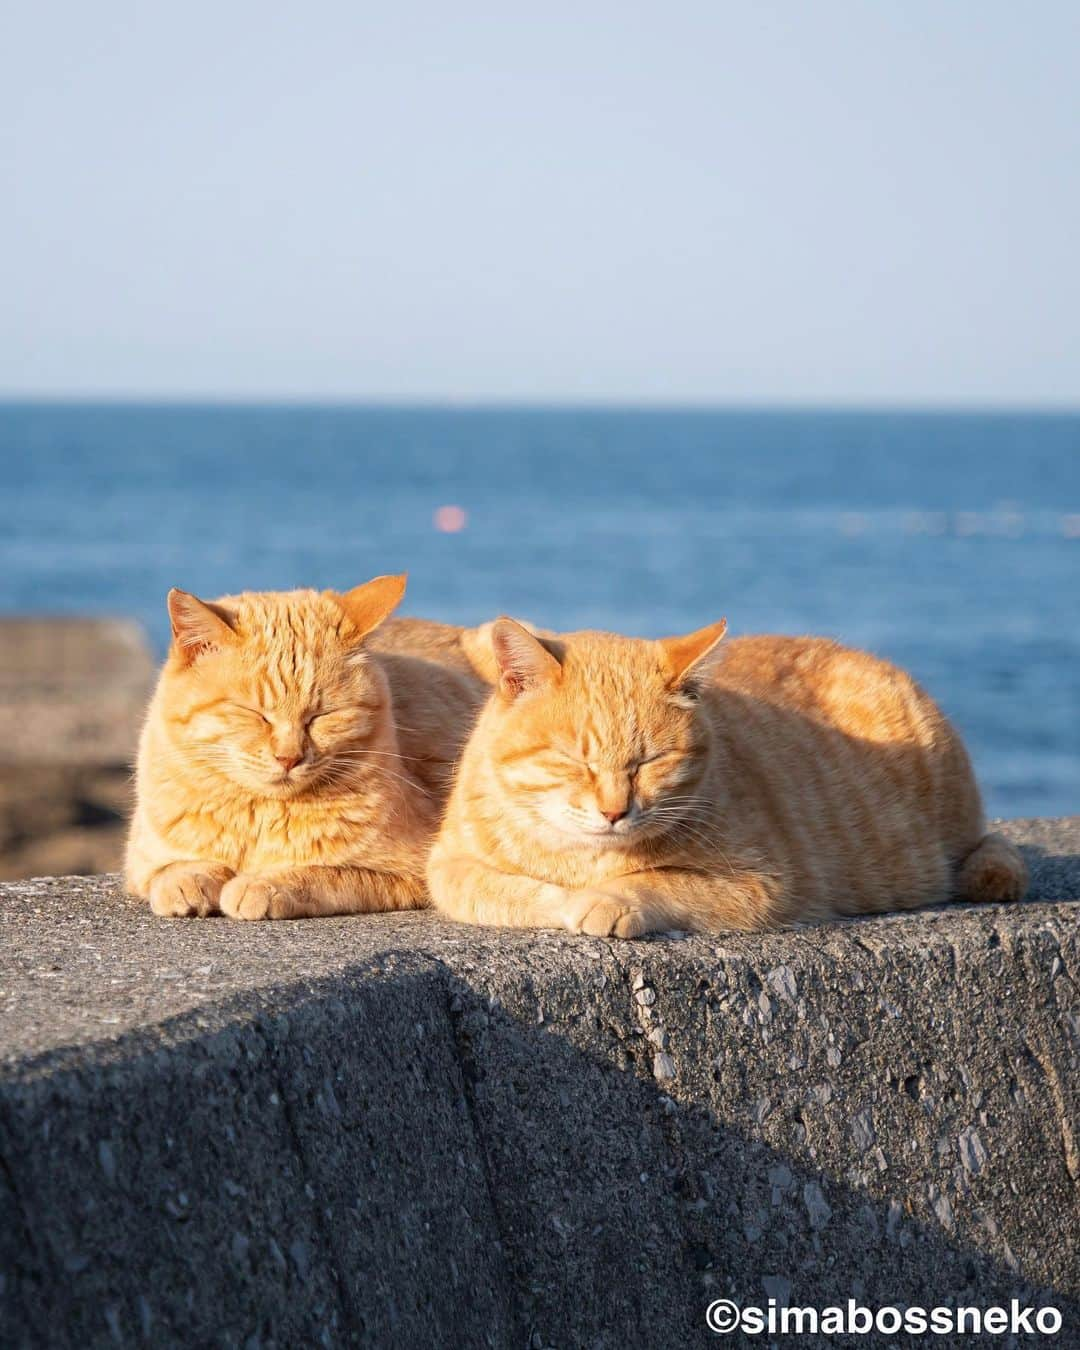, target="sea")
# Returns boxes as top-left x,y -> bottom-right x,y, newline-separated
2,402 -> 1077,818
